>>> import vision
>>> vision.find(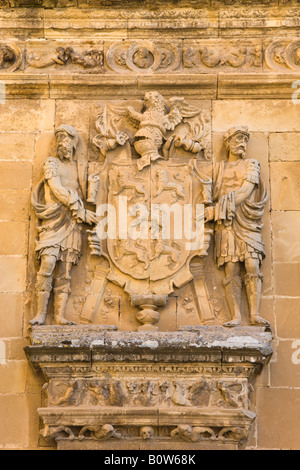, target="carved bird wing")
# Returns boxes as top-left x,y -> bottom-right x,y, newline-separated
166,97 -> 201,131
107,100 -> 144,131
94,100 -> 144,147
